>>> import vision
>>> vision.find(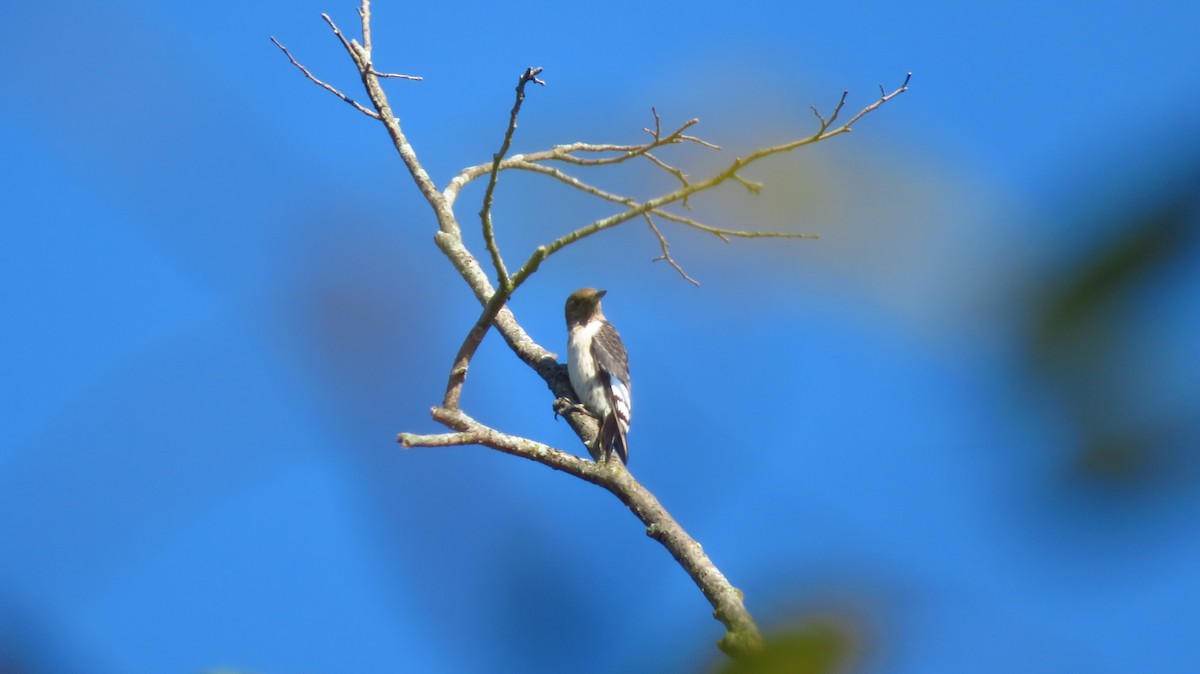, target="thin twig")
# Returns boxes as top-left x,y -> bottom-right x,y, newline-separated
443,114 -> 713,204
680,133 -> 721,150
520,136 -> 840,270
357,0 -> 372,57
454,156 -> 816,248
327,6 -> 450,233
679,218 -> 817,242
645,213 -> 700,286
645,106 -> 663,139
480,67 -> 545,291
445,75 -> 919,263
732,173 -> 764,194
643,152 -> 690,190
502,159 -> 815,243
838,72 -> 912,129
823,91 -> 850,131
373,70 -> 423,80
320,13 -> 361,67
809,104 -> 827,129
269,37 -> 380,119
355,0 -> 423,80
